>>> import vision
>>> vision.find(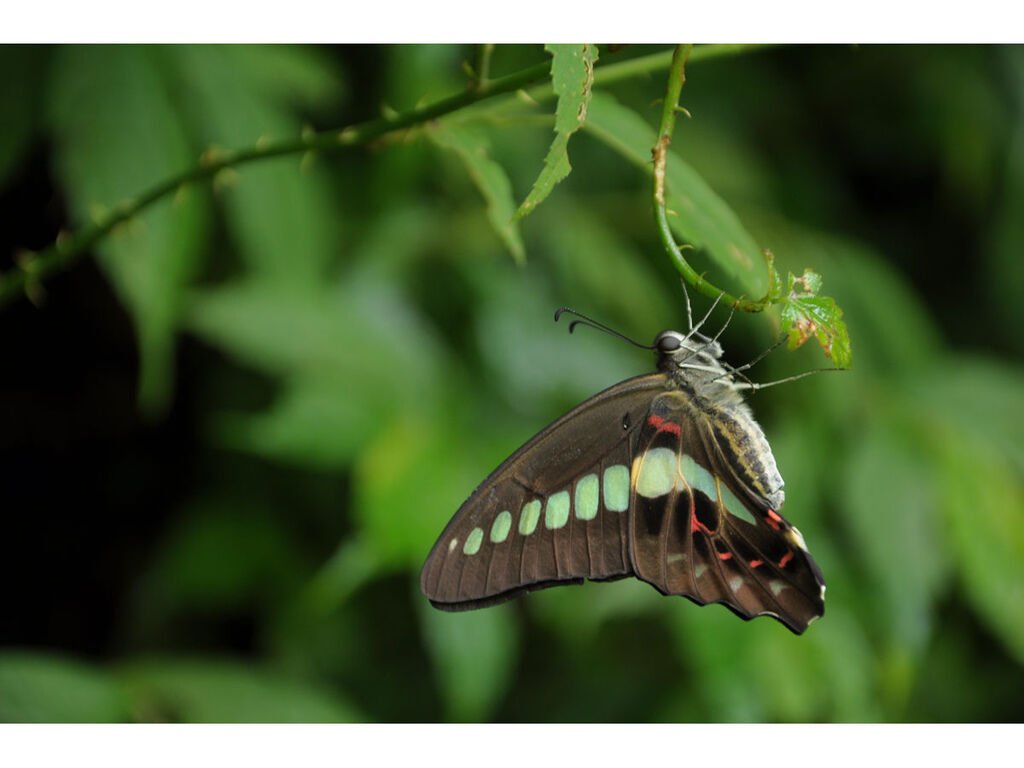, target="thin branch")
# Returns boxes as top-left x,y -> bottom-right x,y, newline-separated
0,58 -> 551,307
651,44 -> 768,313
1,43 -> 781,309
